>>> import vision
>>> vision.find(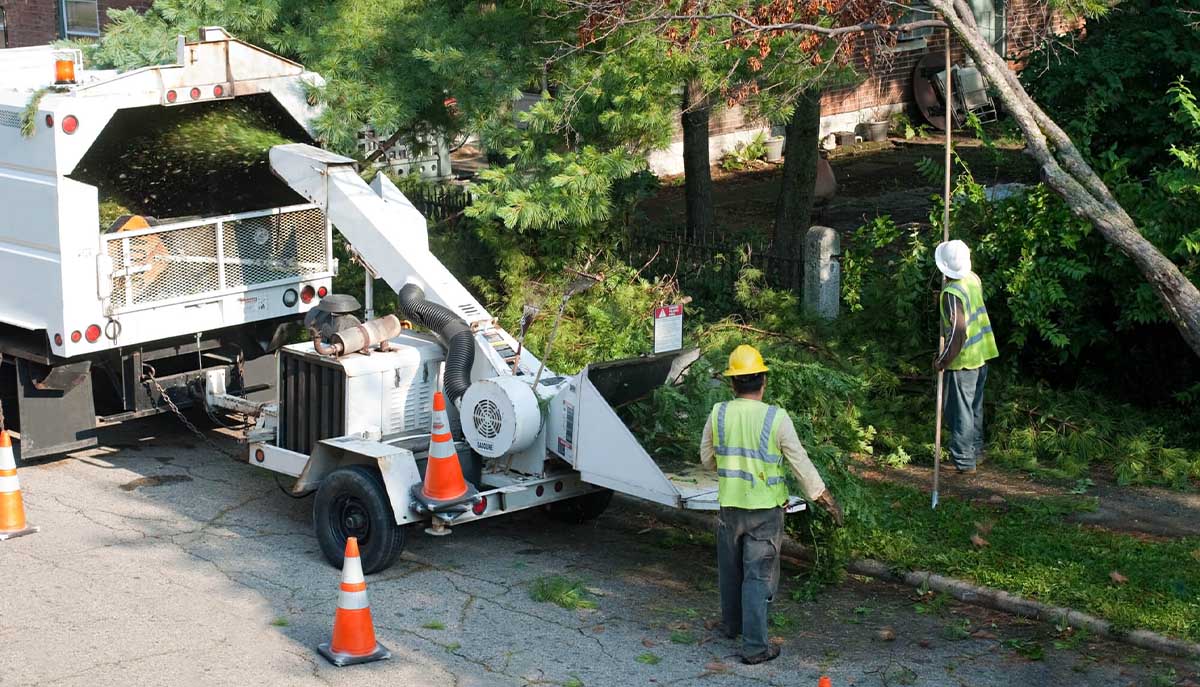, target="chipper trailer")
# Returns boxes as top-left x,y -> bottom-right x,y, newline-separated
2,28 -> 804,572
